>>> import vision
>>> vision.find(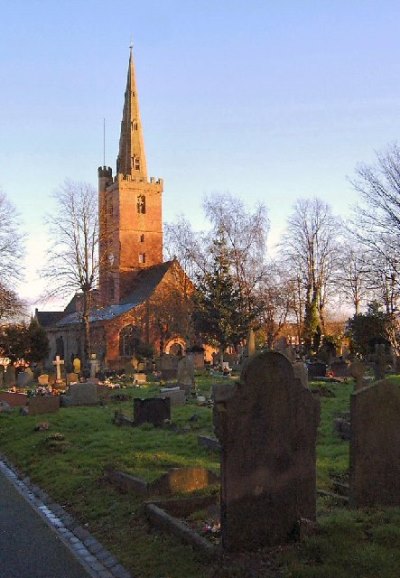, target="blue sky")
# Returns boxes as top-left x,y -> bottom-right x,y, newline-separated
2,1 -> 400,309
